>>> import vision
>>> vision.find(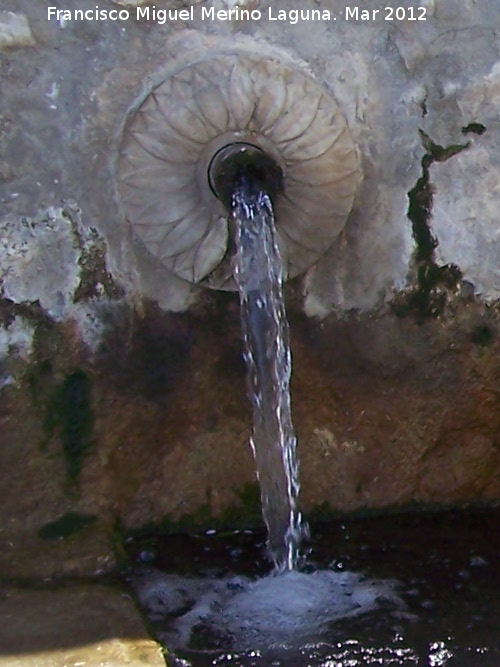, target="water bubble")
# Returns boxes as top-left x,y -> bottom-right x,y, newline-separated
428,641 -> 453,666
139,549 -> 156,563
420,599 -> 435,610
470,555 -> 488,567
230,548 -> 244,558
